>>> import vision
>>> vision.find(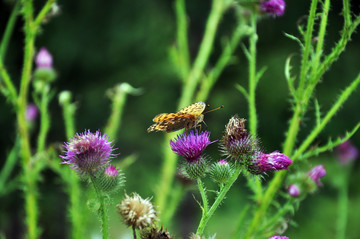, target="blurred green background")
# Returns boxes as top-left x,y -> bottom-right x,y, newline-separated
0,0 -> 360,238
